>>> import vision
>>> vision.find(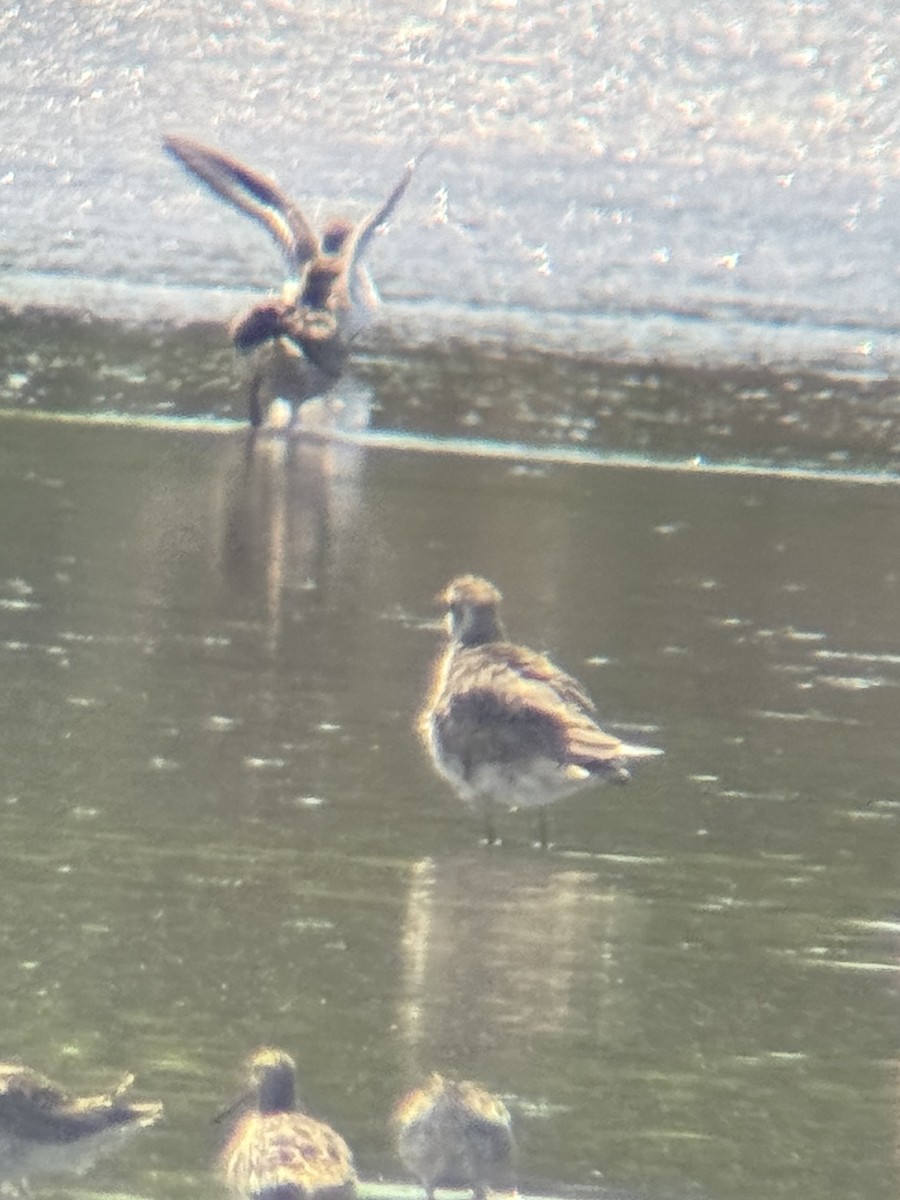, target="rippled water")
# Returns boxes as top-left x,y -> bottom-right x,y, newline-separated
0,340 -> 897,1200
2,2 -> 899,1196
